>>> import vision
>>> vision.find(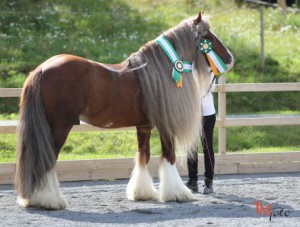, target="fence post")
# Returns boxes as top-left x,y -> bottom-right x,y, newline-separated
259,4 -> 265,70
218,76 -> 226,154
